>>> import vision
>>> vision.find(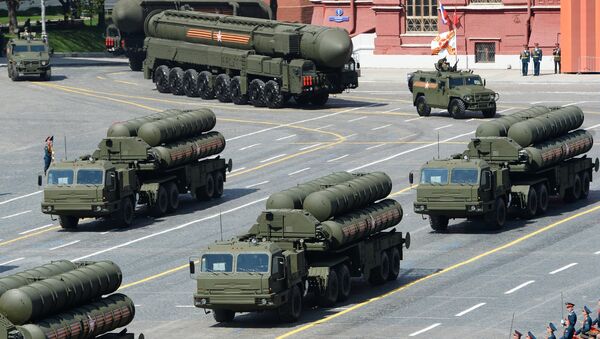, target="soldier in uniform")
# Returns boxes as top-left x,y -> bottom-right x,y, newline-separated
514,330 -> 523,339
526,331 -> 537,339
561,302 -> 577,339
532,43 -> 543,76
547,322 -> 558,339
436,57 -> 451,72
43,136 -> 54,175
576,306 -> 593,336
520,44 -> 531,76
592,299 -> 600,326
552,43 -> 561,74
